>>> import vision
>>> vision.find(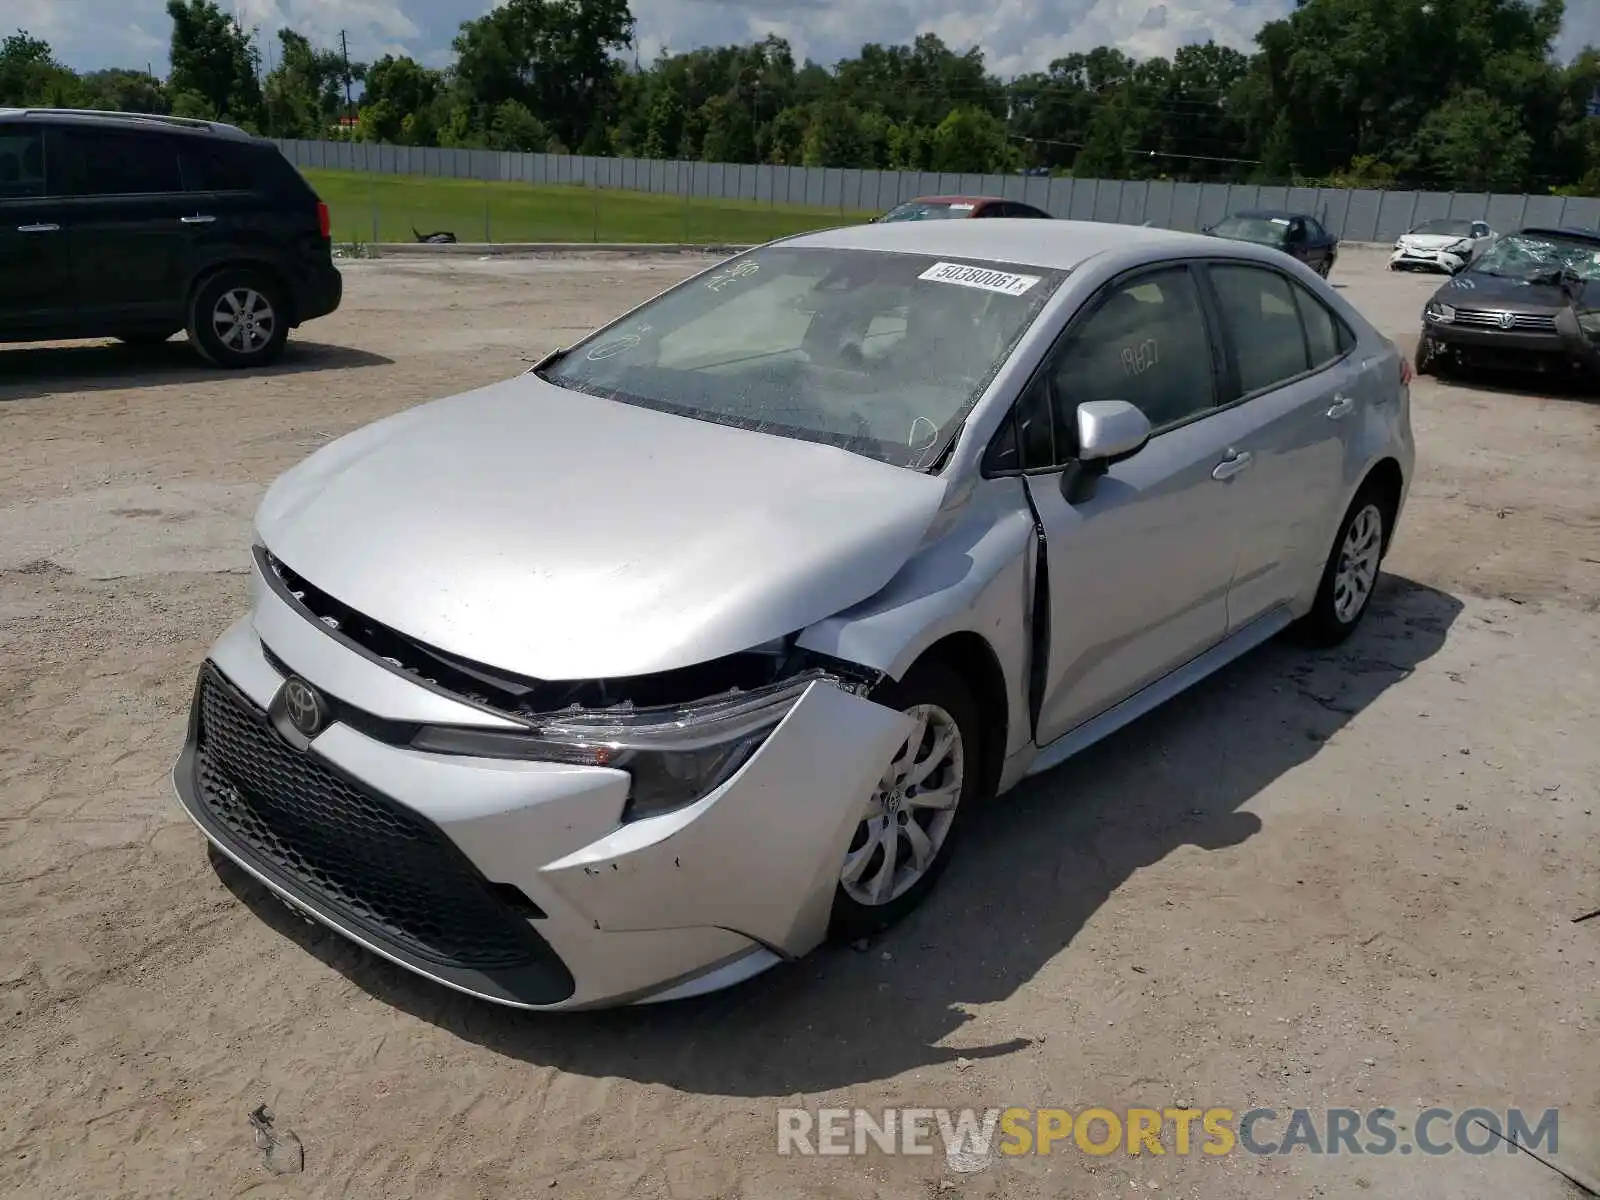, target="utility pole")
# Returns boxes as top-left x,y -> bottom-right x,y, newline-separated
339,30 -> 354,126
